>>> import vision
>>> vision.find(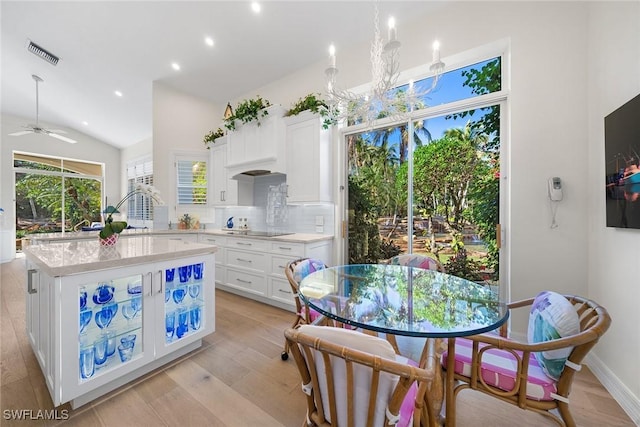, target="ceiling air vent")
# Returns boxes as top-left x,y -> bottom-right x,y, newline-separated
26,40 -> 59,66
